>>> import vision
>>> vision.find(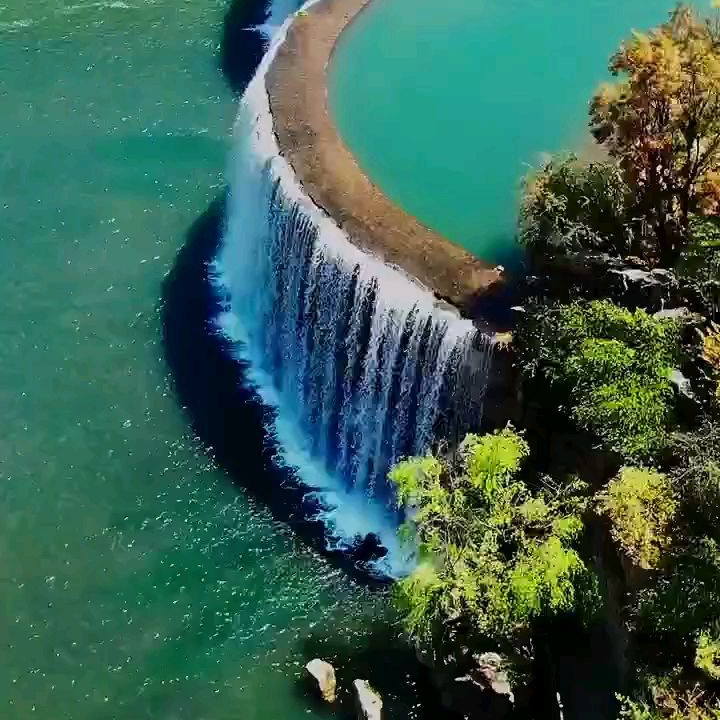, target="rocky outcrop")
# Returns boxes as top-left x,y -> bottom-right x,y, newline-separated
305,659 -> 337,703
353,679 -> 382,720
528,251 -> 682,312
416,643 -> 518,720
450,652 -> 515,719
